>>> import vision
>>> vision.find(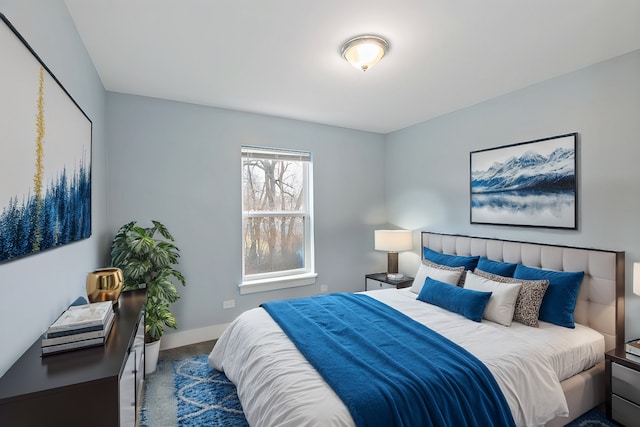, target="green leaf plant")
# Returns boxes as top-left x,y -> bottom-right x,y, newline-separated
111,220 -> 186,343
